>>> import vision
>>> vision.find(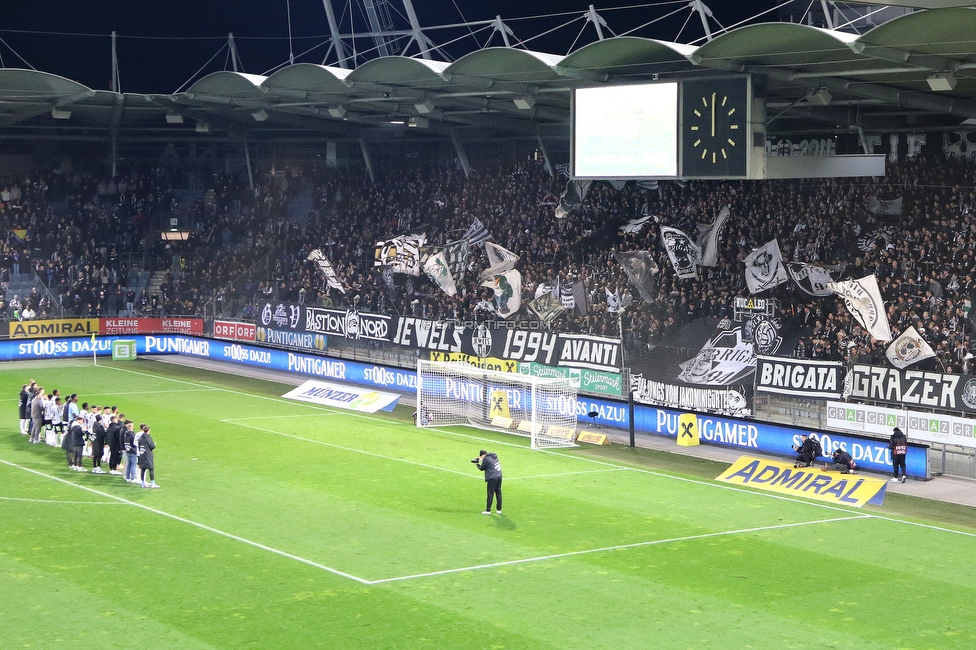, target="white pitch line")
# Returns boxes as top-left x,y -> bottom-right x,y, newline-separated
225,420 -> 481,480
0,458 -> 372,585
370,514 -> 872,584
506,468 -> 631,481
89,388 -> 218,397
